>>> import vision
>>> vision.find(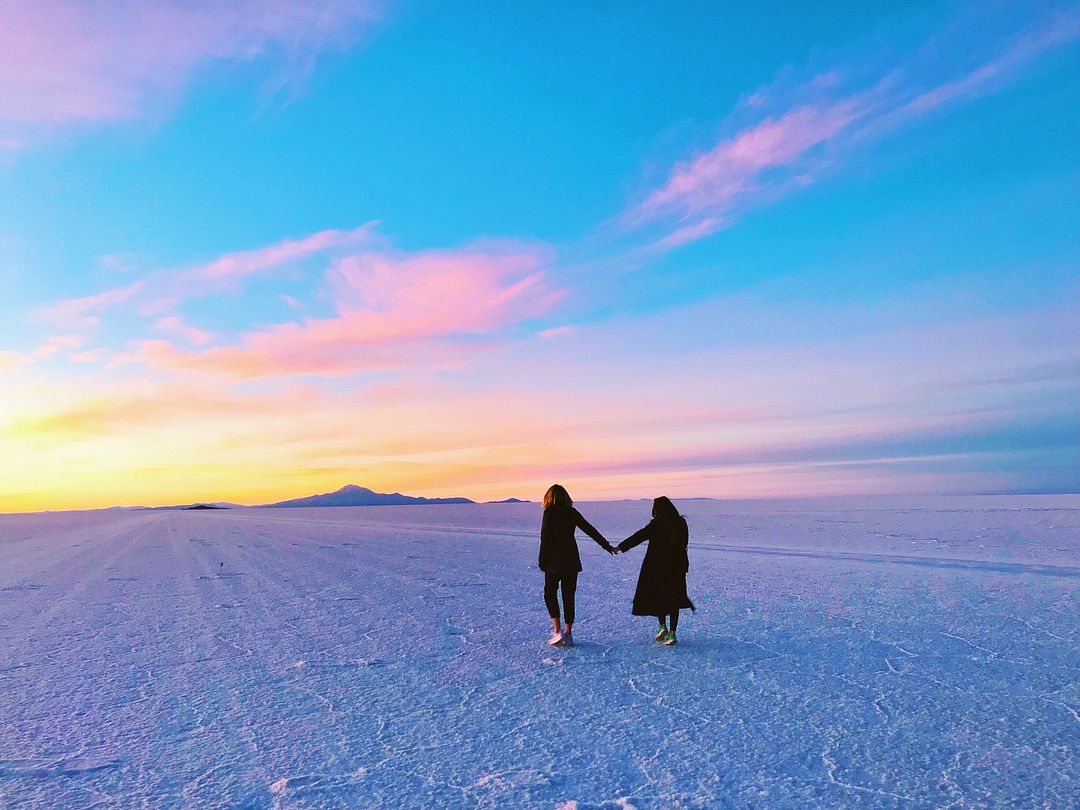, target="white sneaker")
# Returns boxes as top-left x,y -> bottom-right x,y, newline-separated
558,631 -> 574,646
547,631 -> 564,646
